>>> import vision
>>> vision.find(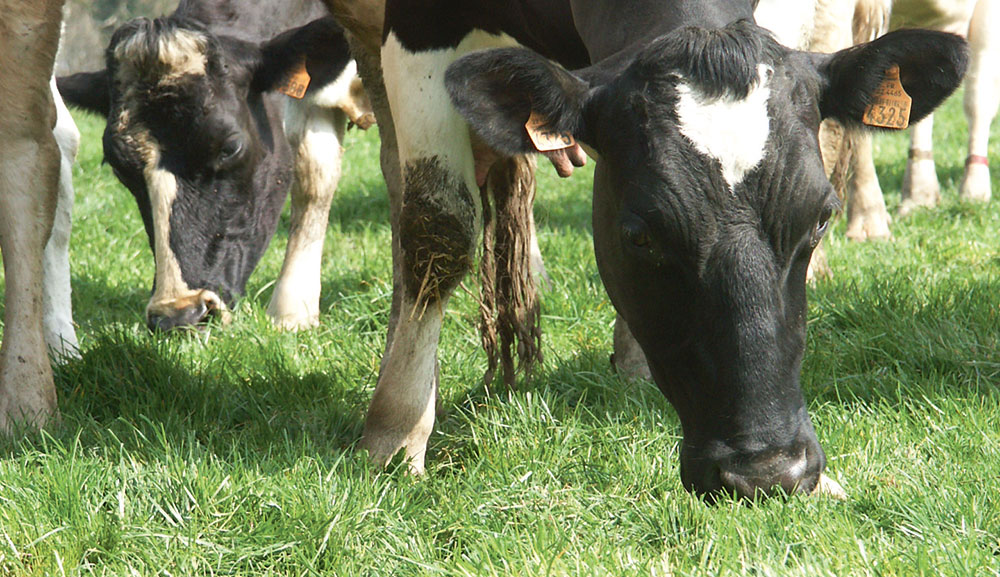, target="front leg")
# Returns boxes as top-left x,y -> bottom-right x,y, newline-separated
267,96 -> 347,330
960,0 -> 999,203
0,0 -> 64,431
43,78 -> 80,361
899,116 -> 941,215
360,31 -> 484,472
